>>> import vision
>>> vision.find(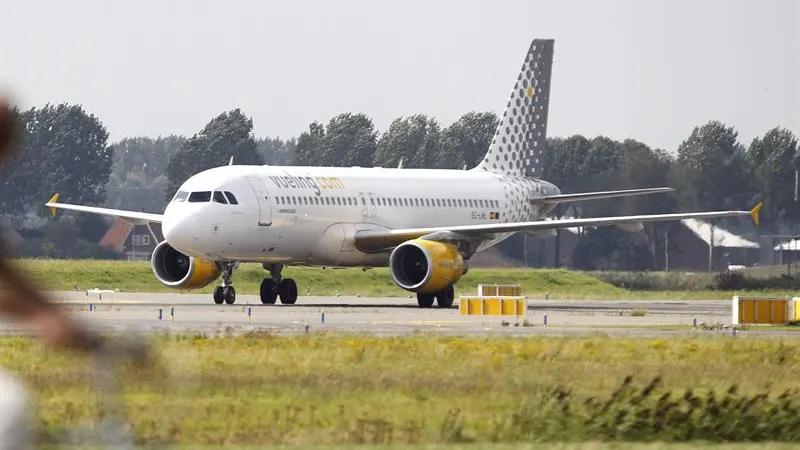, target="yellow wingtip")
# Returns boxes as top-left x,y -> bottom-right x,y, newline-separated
47,193 -> 60,217
750,202 -> 763,227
